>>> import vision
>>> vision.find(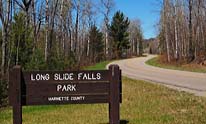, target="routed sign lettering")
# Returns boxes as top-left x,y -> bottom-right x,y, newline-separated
9,65 -> 122,124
